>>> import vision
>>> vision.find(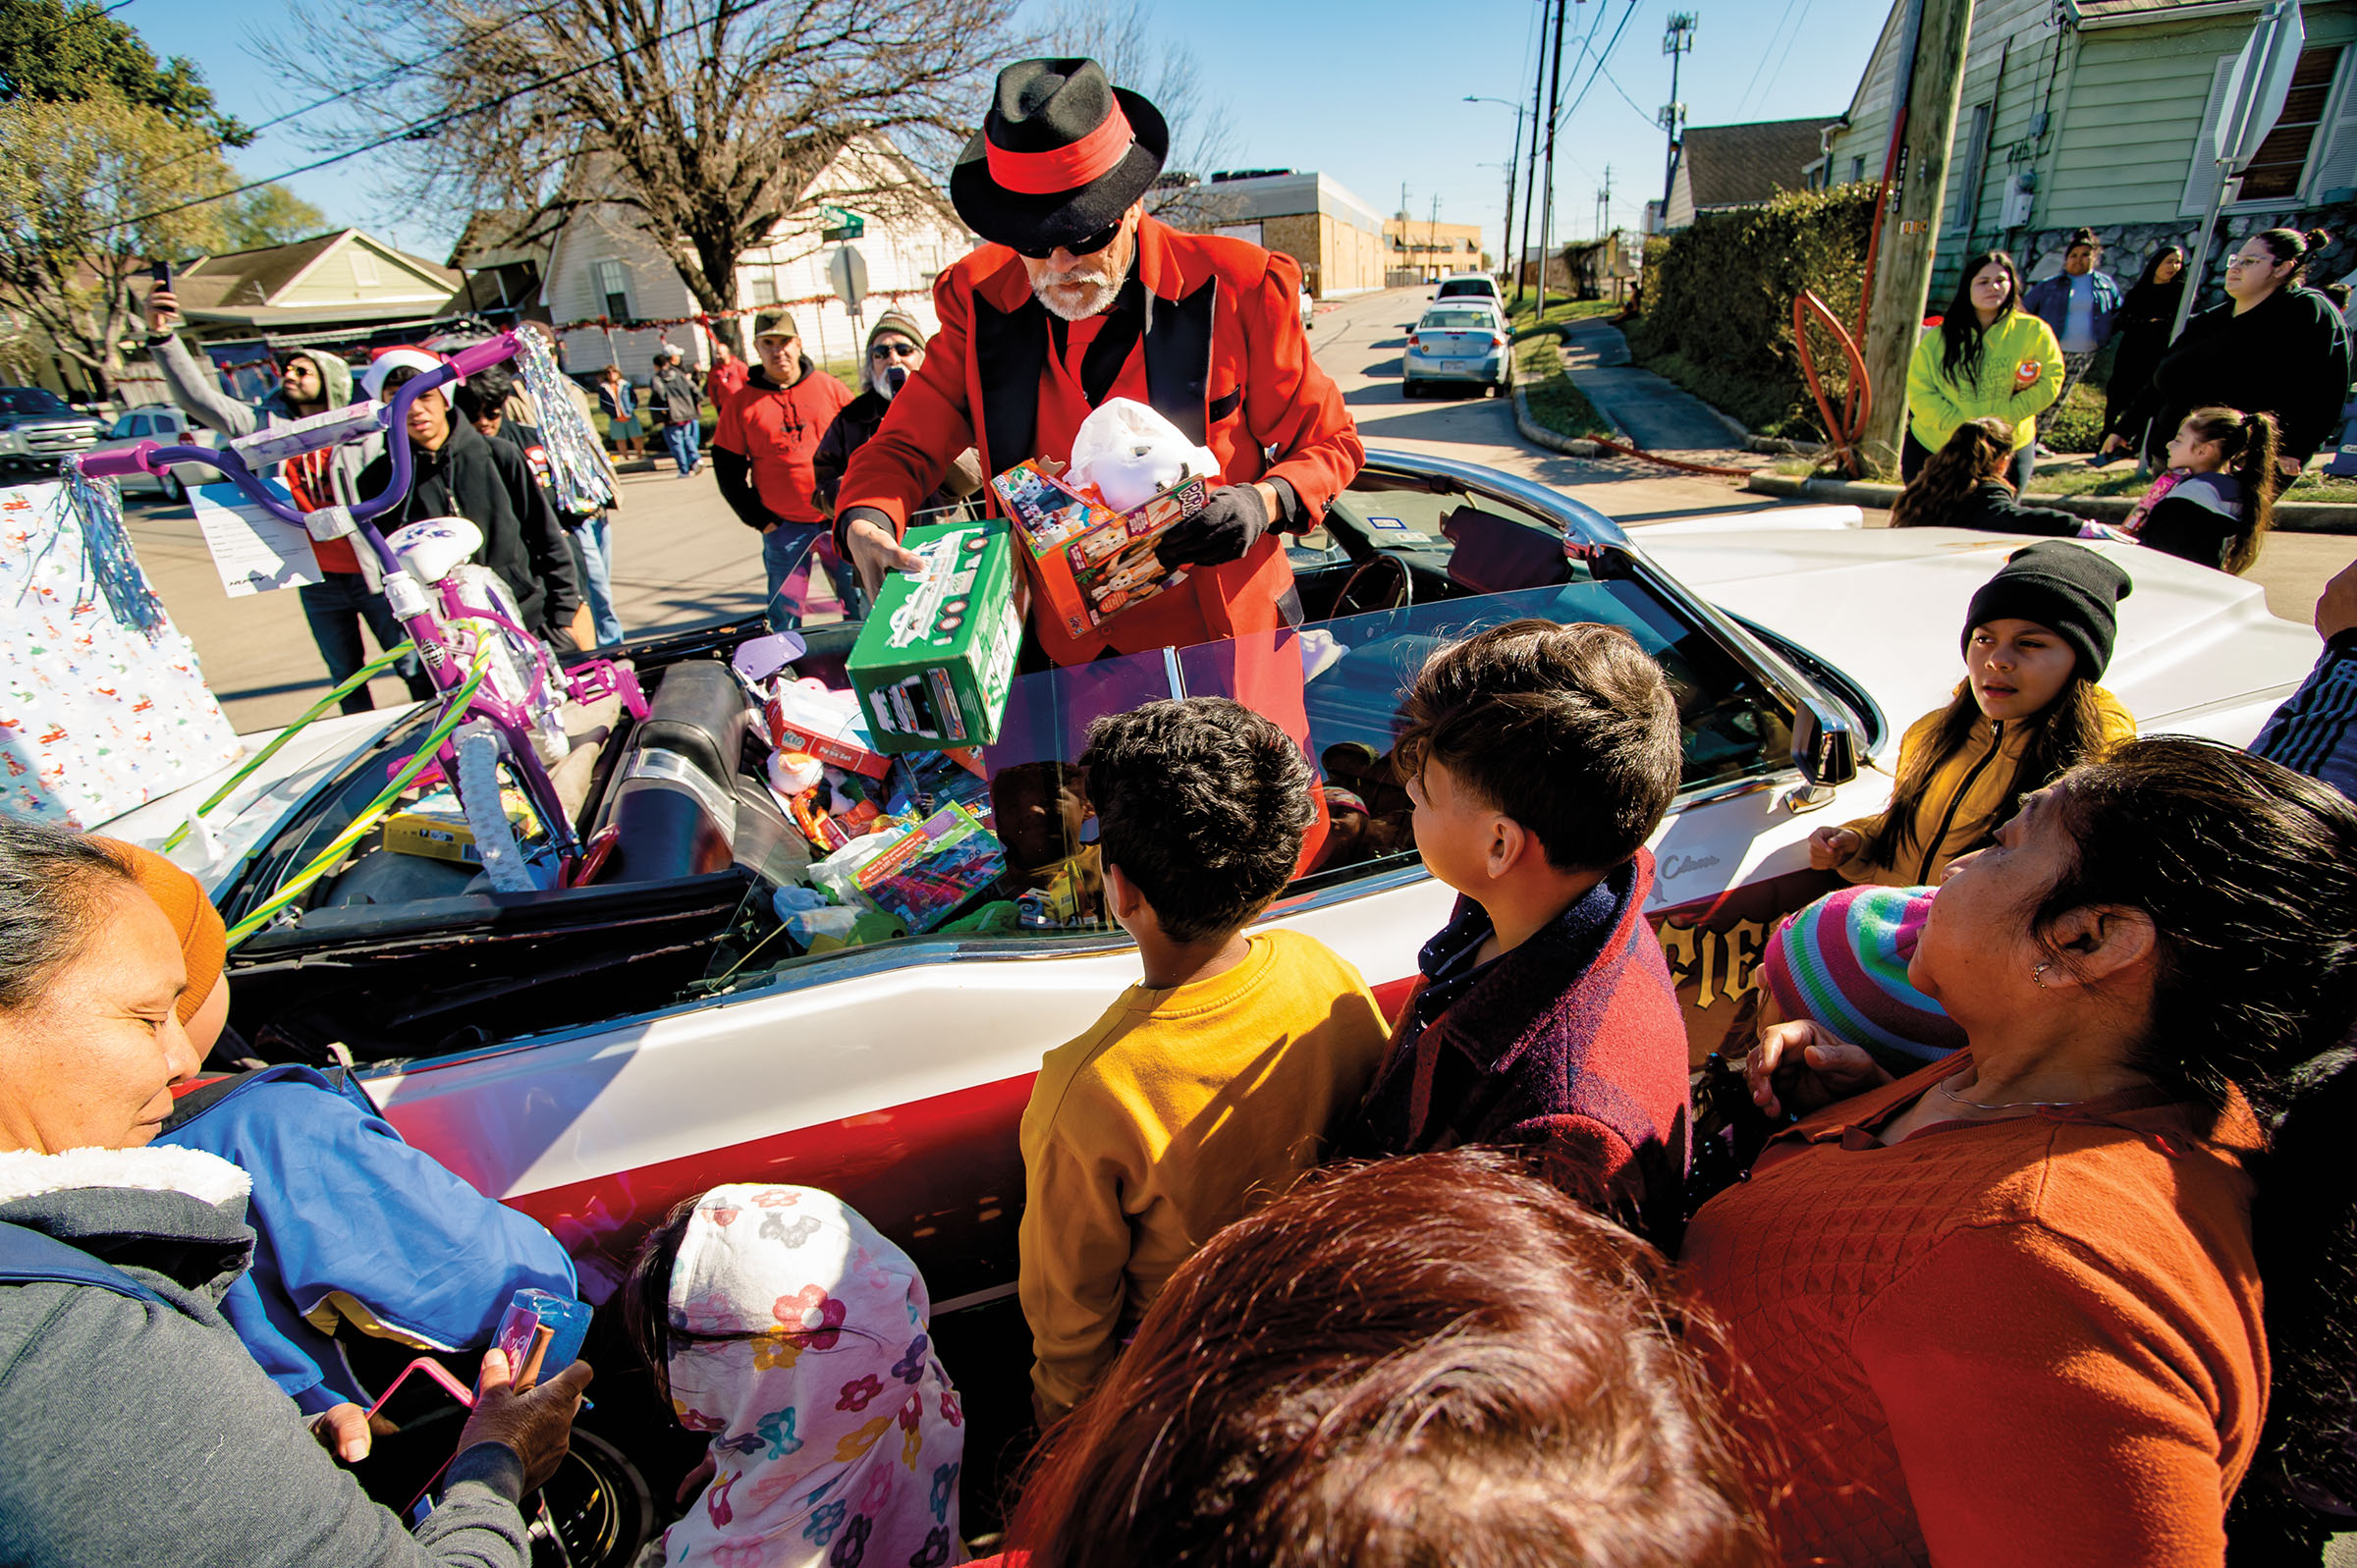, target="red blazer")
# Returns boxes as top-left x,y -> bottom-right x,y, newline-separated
836,217 -> 1363,664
